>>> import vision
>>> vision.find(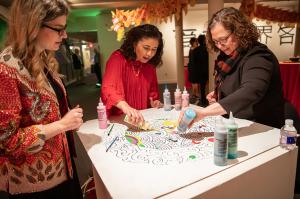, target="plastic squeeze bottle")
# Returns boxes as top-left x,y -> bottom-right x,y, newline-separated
174,84 -> 182,111
226,112 -> 238,159
97,98 -> 108,129
177,108 -> 196,133
163,85 -> 172,111
182,86 -> 189,108
214,116 -> 228,166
